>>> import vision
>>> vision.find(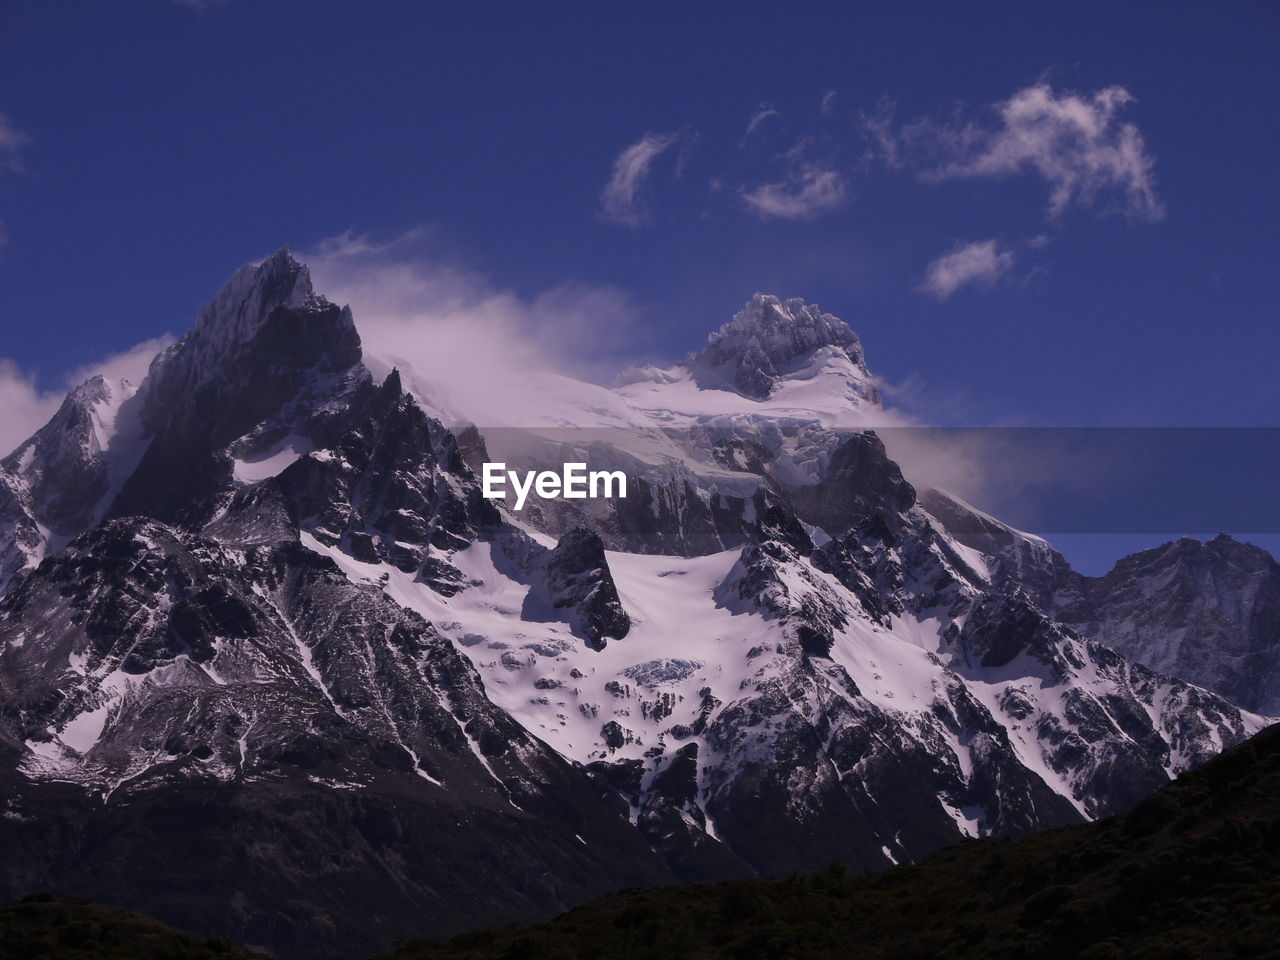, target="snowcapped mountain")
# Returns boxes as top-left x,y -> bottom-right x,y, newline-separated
616,293 -> 881,422
0,251 -> 1271,958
